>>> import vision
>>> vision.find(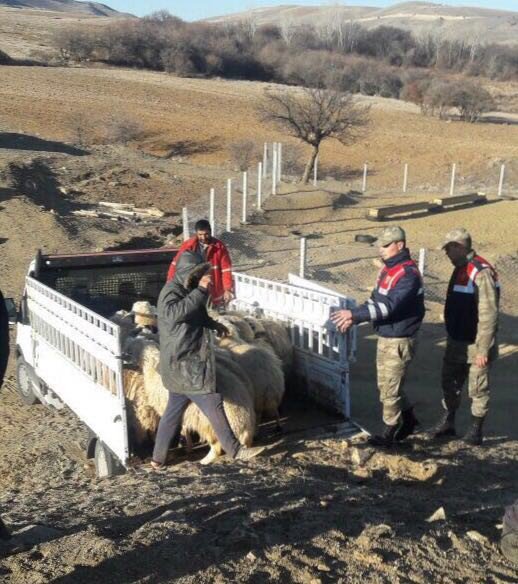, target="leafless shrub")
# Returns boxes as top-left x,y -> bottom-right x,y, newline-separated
70,113 -> 92,147
228,140 -> 259,171
103,116 -> 146,144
